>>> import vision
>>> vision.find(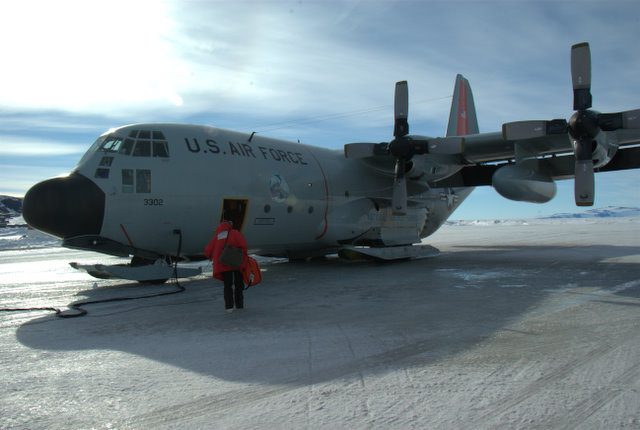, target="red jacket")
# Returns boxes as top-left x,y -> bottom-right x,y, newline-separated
204,222 -> 248,281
